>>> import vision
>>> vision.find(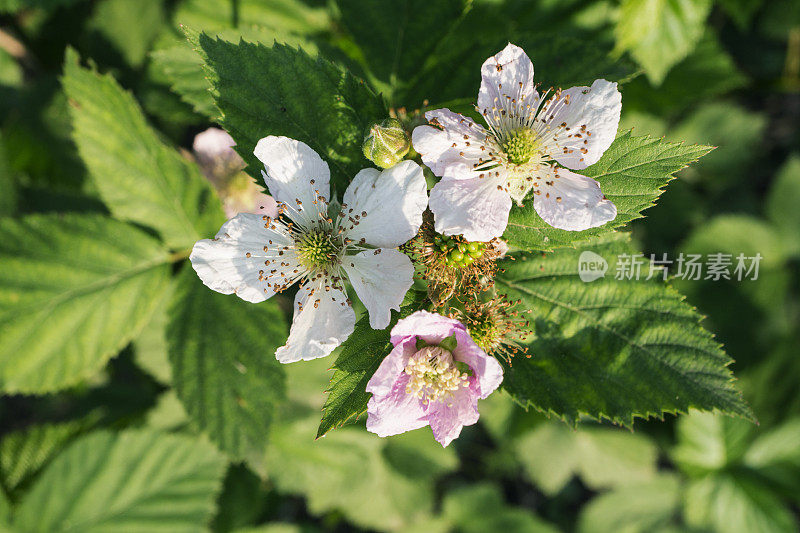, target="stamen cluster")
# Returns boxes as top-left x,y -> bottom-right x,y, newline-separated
404,345 -> 469,405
